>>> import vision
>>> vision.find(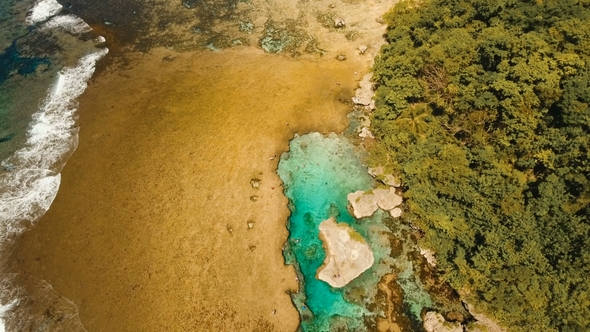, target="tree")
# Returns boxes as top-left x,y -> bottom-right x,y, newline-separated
370,0 -> 590,330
